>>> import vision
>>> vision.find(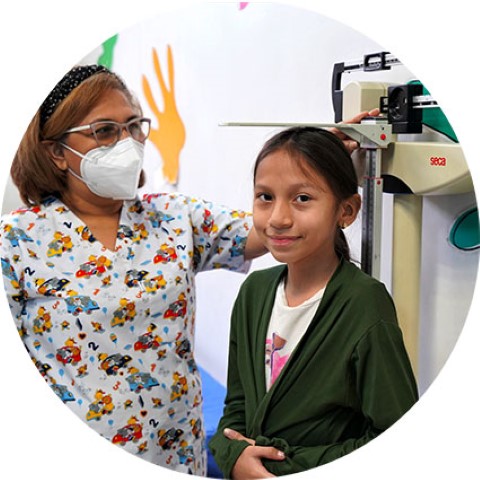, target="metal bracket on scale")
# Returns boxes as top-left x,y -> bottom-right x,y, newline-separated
221,118 -> 393,278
